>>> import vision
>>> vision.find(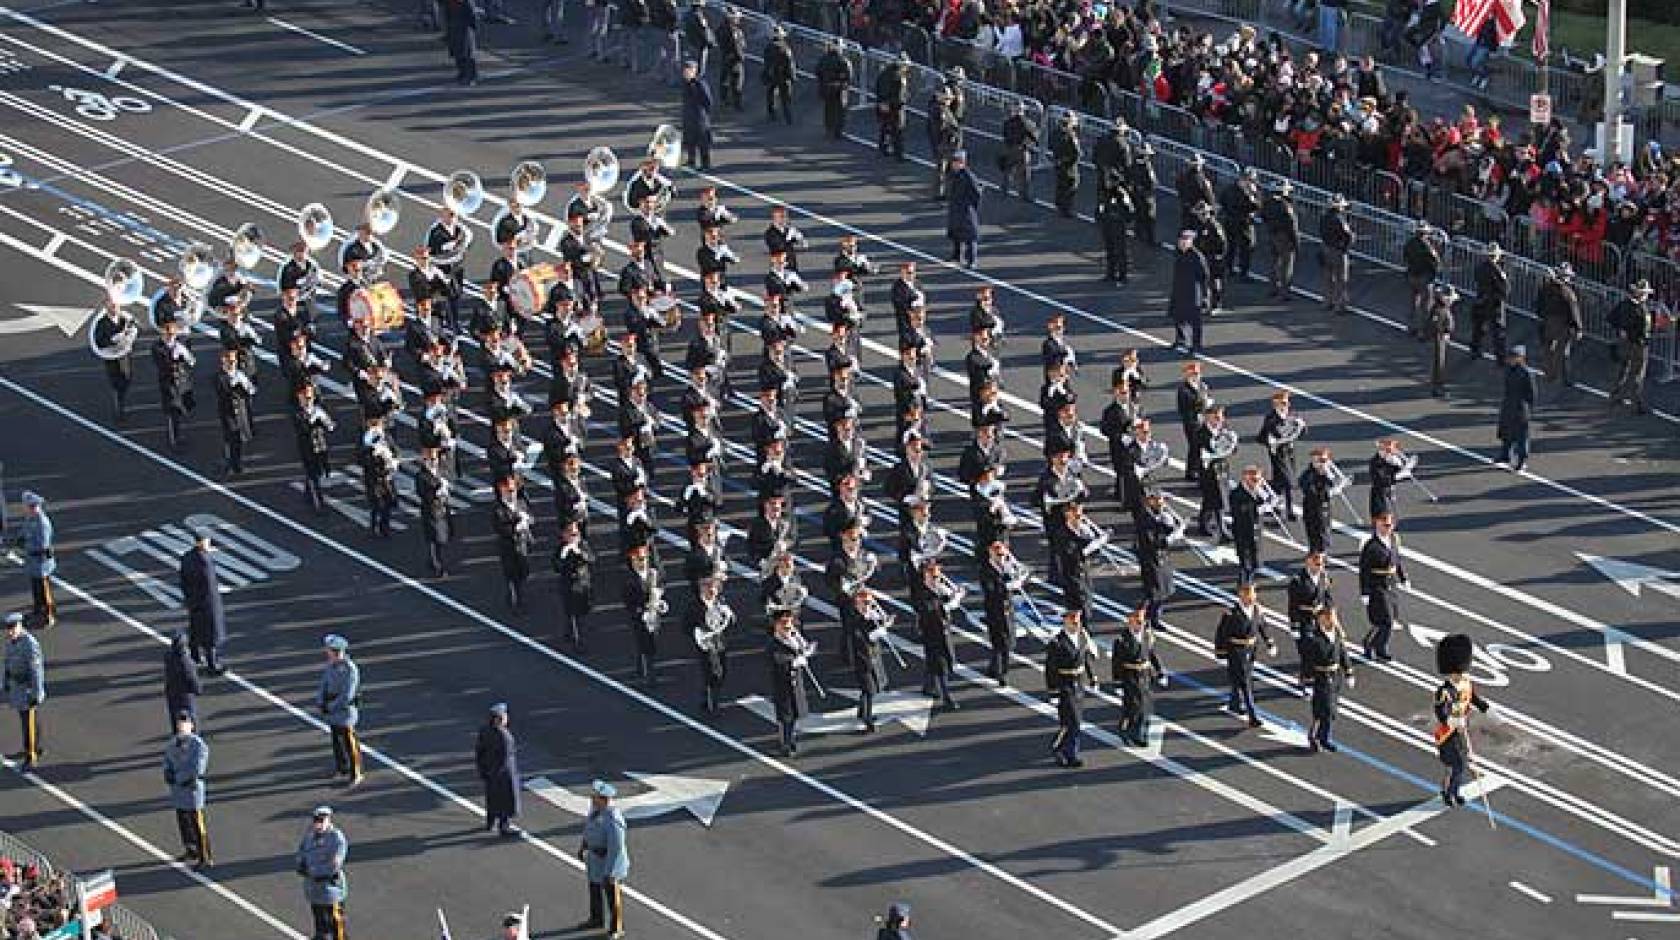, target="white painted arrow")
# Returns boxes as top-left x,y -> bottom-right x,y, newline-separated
524,772 -> 730,827
1577,865 -> 1675,908
1257,721 -> 1311,750
736,690 -> 937,737
1577,553 -> 1680,601
0,303 -> 94,336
